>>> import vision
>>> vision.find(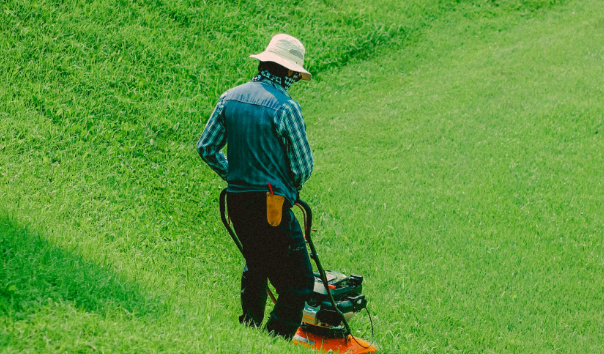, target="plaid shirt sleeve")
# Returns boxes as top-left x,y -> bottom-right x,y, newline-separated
196,96 -> 228,181
276,100 -> 314,191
